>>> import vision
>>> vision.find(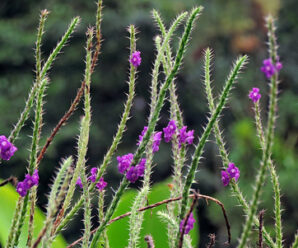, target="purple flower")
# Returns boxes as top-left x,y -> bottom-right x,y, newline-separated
180,212 -> 196,234
130,51 -> 141,67
261,58 -> 282,79
96,177 -> 107,191
89,167 -> 98,183
24,174 -> 35,189
32,169 -> 39,186
126,166 -> 139,183
125,158 -> 146,183
117,153 -> 134,174
138,127 -> 162,153
178,126 -> 194,147
76,177 -> 83,189
136,158 -> 146,177
227,163 -> 240,182
163,120 -> 177,143
221,170 -> 230,186
261,58 -> 276,78
276,61 -> 283,71
249,87 -> 261,103
152,131 -> 162,153
0,135 -> 17,161
137,126 -> 148,146
16,182 -> 27,197
23,169 -> 39,190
